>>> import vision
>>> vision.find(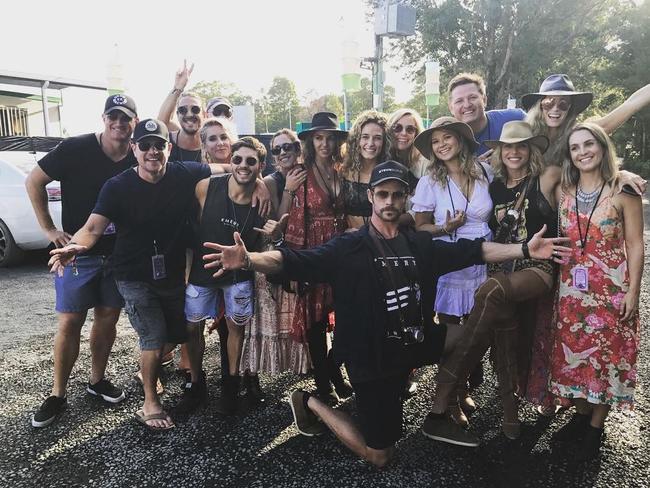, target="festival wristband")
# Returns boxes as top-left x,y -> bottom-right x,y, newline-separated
521,241 -> 531,260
